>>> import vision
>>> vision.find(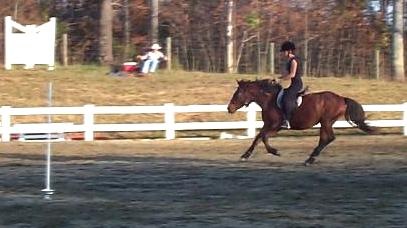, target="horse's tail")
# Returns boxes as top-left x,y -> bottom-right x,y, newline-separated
344,98 -> 376,134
